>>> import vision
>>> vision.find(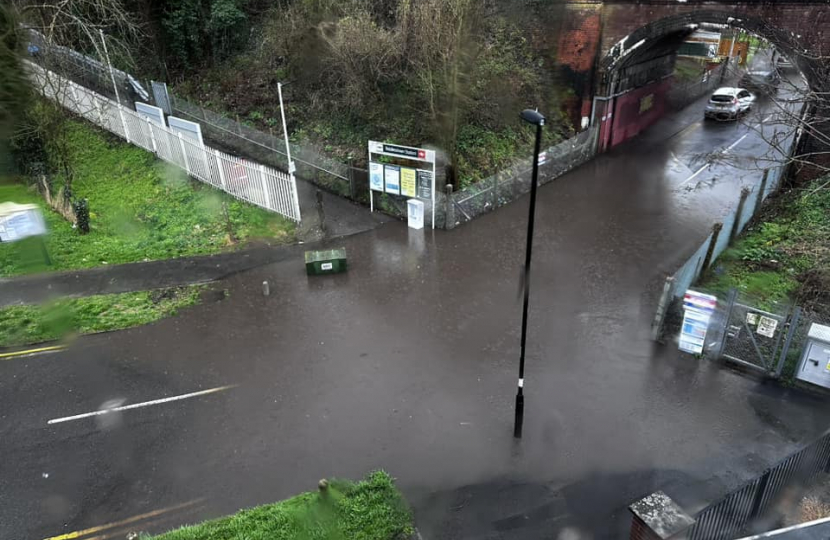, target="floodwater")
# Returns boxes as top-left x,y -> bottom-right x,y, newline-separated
1,73 -> 825,540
